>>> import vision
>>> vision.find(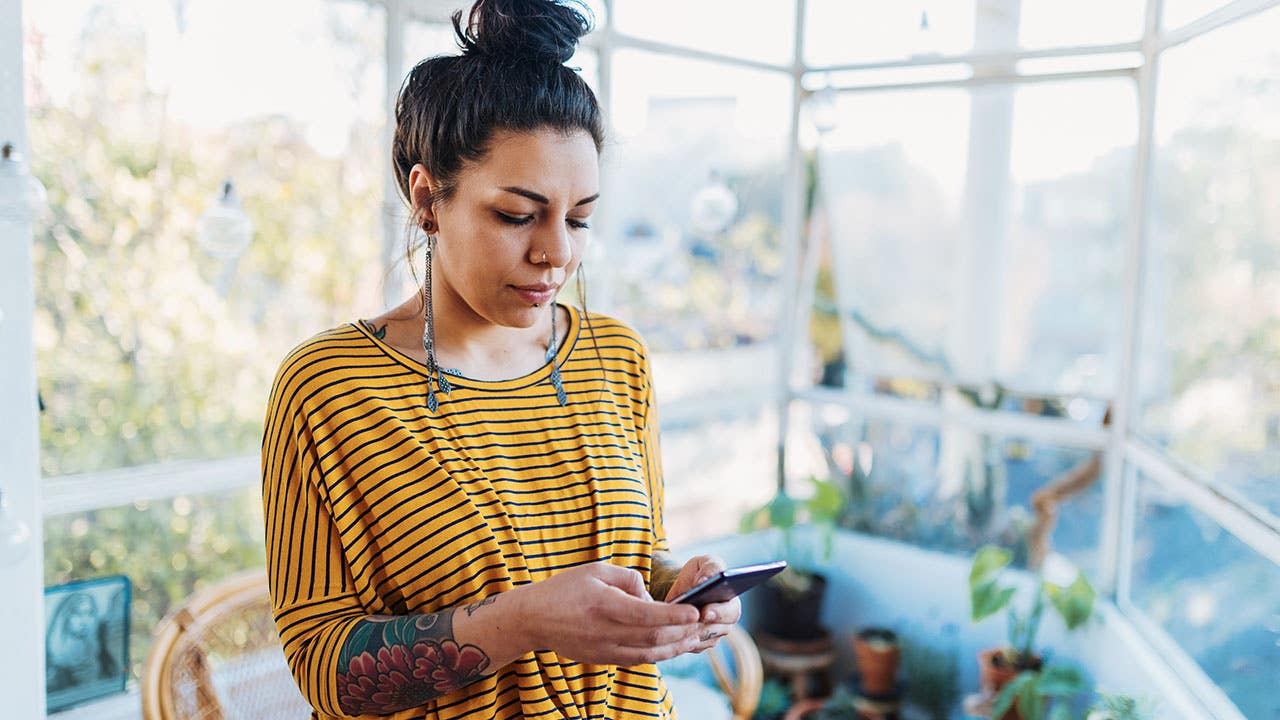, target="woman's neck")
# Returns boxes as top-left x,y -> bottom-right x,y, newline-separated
366,289 -> 566,382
